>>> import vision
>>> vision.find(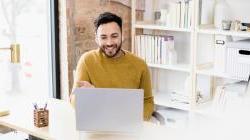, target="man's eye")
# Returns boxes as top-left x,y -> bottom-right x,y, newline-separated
112,36 -> 118,38
101,37 -> 107,40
